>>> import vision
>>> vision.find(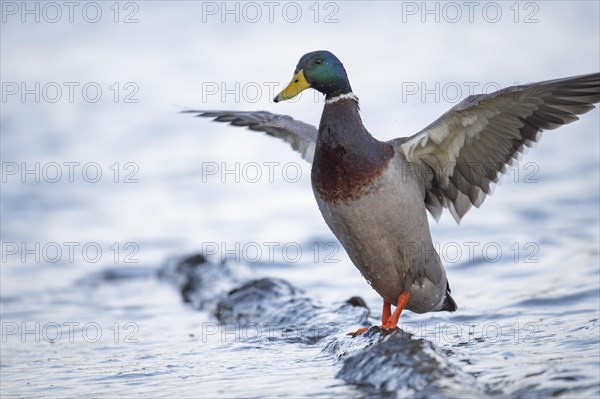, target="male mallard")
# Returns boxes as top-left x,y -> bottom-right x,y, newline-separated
185,51 -> 600,336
